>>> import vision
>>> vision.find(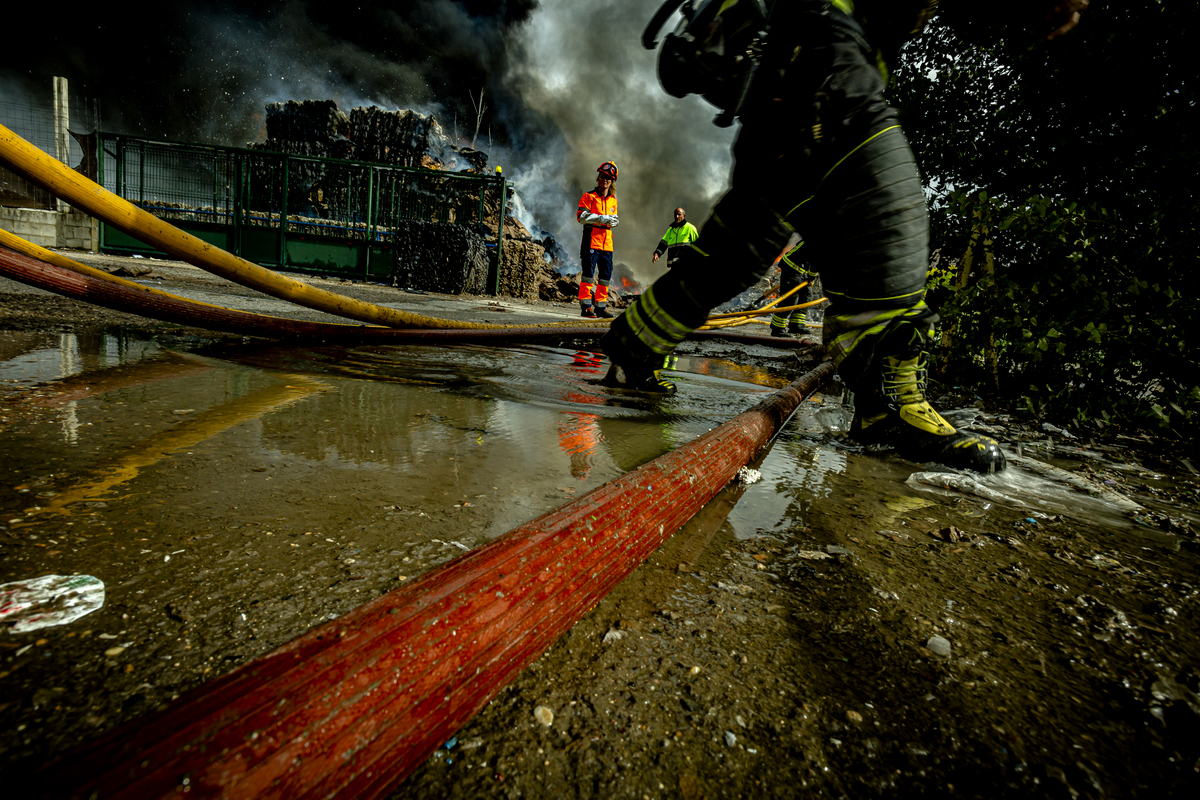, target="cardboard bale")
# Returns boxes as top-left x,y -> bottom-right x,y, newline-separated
497,239 -> 548,300
390,220 -> 488,295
